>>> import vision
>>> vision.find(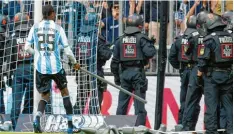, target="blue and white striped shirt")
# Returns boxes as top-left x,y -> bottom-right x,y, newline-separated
25,20 -> 76,74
